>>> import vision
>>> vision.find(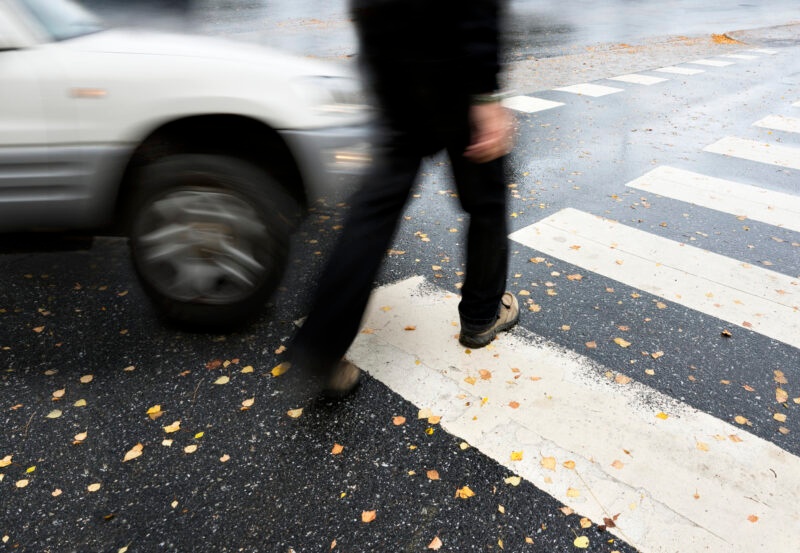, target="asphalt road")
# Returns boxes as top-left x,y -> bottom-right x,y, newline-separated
2,6 -> 800,553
